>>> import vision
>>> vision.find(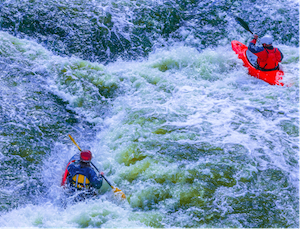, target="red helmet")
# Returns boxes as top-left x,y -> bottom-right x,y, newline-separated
80,150 -> 92,162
